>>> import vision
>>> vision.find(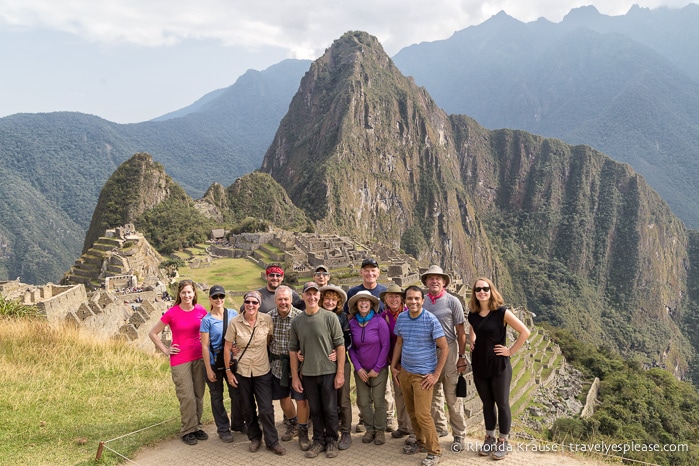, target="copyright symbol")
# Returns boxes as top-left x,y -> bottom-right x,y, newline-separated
451,442 -> 463,453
